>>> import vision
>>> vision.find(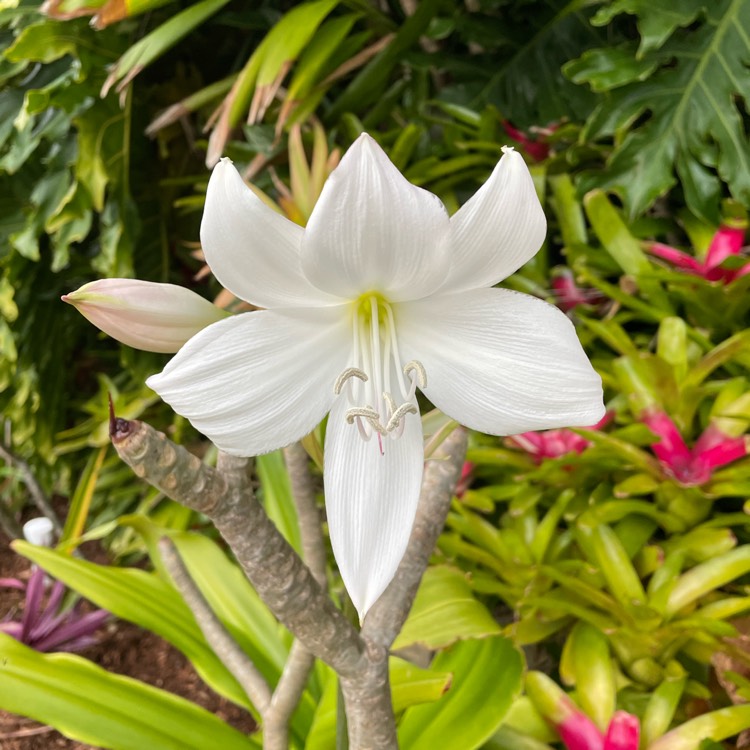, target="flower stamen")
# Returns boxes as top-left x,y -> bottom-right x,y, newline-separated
385,401 -> 418,432
335,294 -> 428,444
334,367 -> 368,395
403,361 -> 427,398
